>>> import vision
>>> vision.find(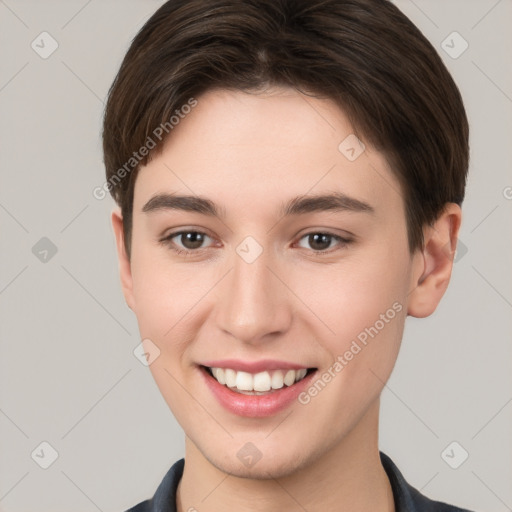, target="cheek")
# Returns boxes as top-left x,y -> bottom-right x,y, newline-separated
130,244 -> 206,336
292,247 -> 410,345
129,250 -> 212,421
290,253 -> 409,433
289,240 -> 411,411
